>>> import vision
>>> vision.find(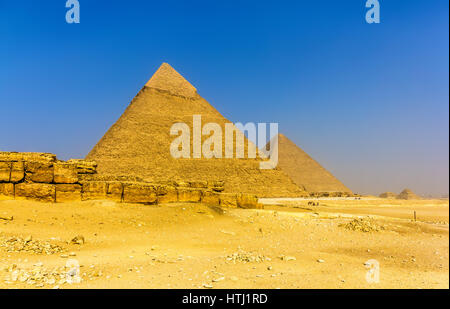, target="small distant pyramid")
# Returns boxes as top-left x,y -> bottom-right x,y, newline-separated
274,133 -> 352,193
379,192 -> 397,199
397,188 -> 421,200
86,63 -> 304,197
